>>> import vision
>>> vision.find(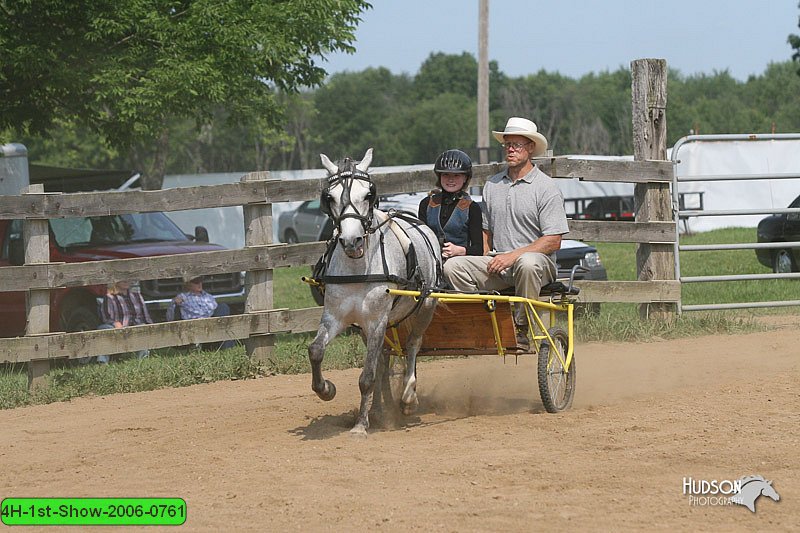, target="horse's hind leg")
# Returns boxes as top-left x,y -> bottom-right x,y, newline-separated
308,314 -> 346,401
400,303 -> 436,415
